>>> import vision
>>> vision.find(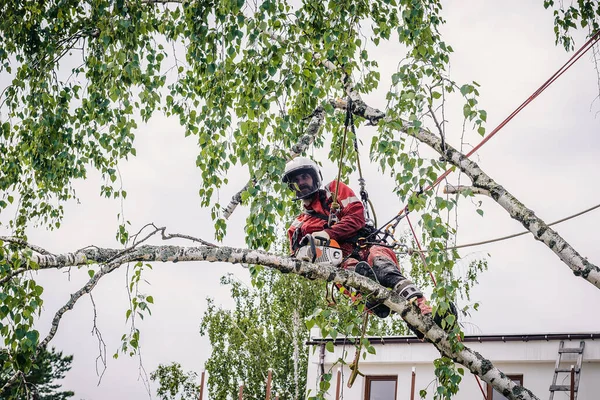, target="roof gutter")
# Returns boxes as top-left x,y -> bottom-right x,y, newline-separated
306,332 -> 600,346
